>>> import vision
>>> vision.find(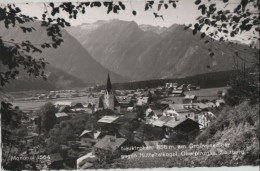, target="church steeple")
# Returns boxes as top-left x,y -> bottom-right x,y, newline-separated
106,73 -> 112,93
